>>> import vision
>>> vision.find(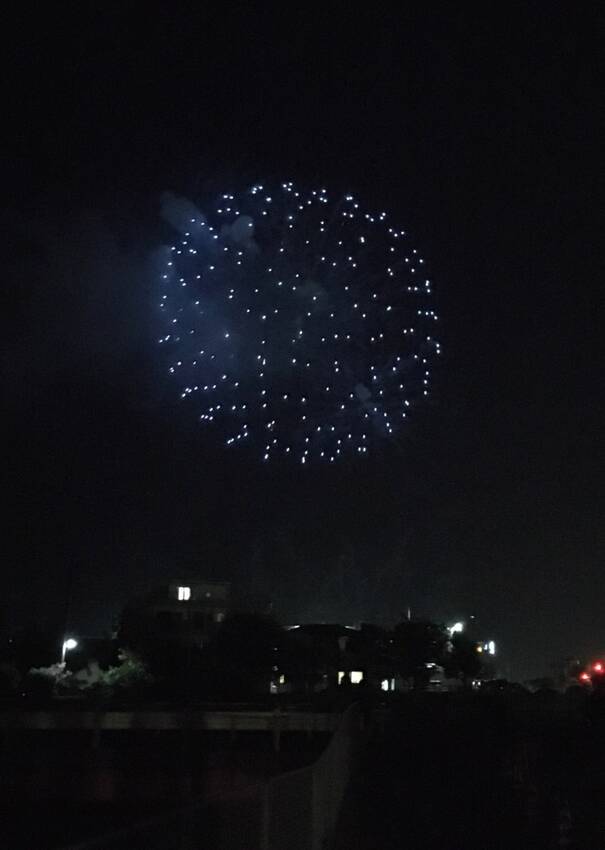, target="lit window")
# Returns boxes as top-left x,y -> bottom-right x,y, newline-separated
215,611 -> 225,623
338,671 -> 364,685
178,586 -> 191,601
